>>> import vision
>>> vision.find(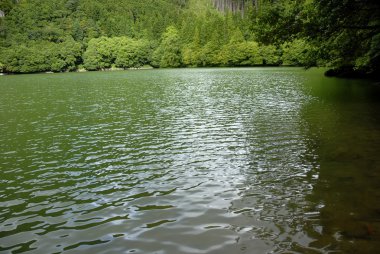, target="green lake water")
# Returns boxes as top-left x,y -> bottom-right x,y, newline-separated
0,68 -> 380,253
